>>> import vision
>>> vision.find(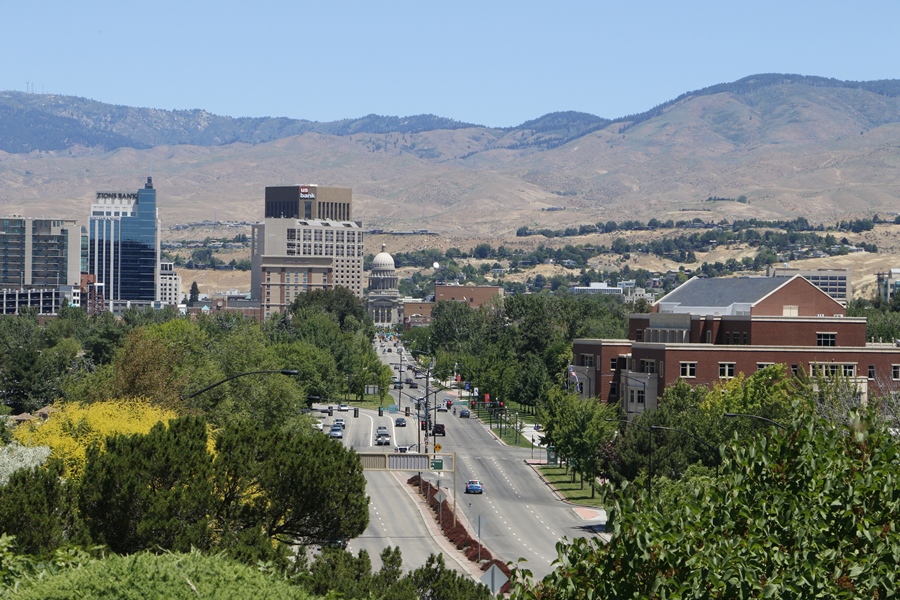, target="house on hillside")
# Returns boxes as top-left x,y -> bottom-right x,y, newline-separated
571,276 -> 900,416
